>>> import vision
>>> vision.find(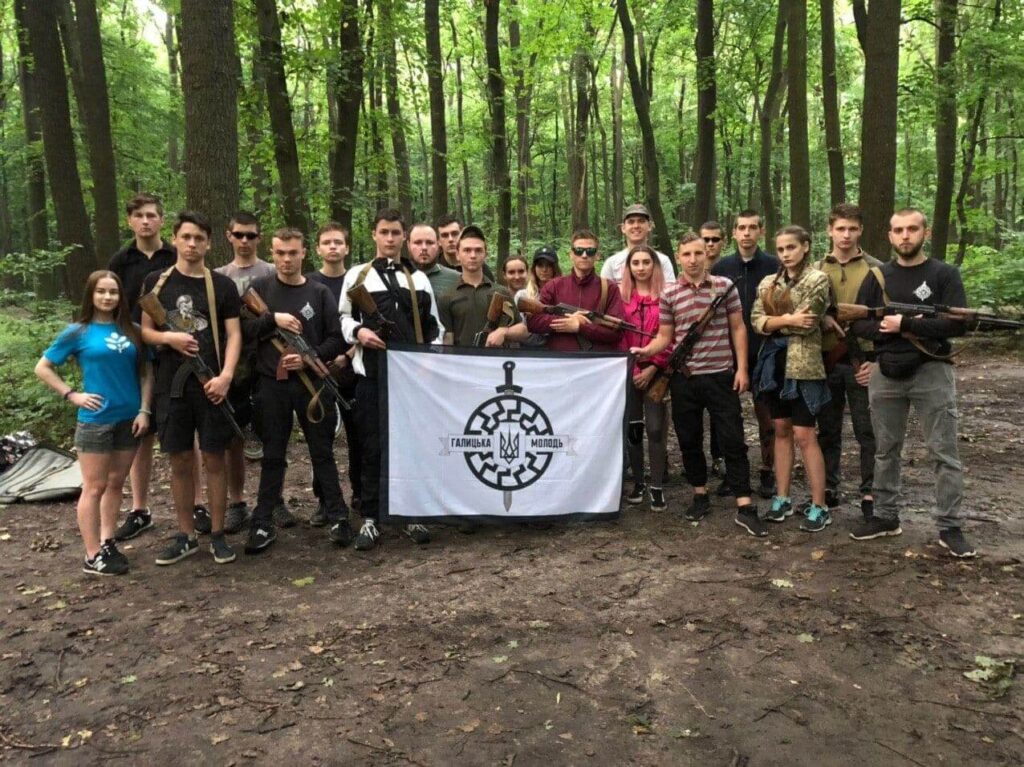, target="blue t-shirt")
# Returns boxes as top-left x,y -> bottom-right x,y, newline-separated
44,323 -> 142,424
